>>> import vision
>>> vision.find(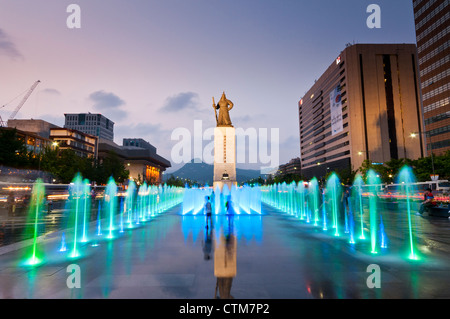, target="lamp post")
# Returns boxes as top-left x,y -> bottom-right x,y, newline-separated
410,132 -> 435,178
358,150 -> 368,159
357,150 -> 370,170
